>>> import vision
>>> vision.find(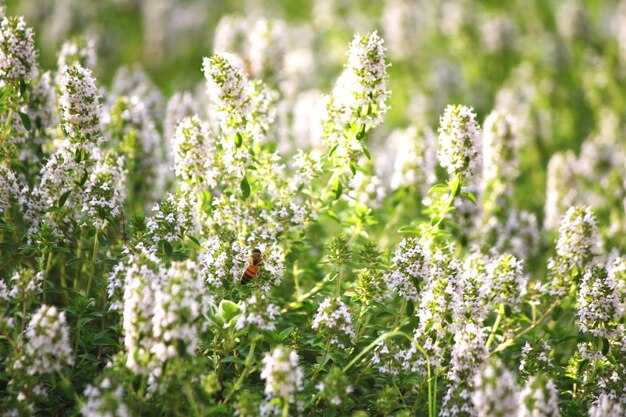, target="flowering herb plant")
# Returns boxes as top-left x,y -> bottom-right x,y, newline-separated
1,2 -> 626,417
